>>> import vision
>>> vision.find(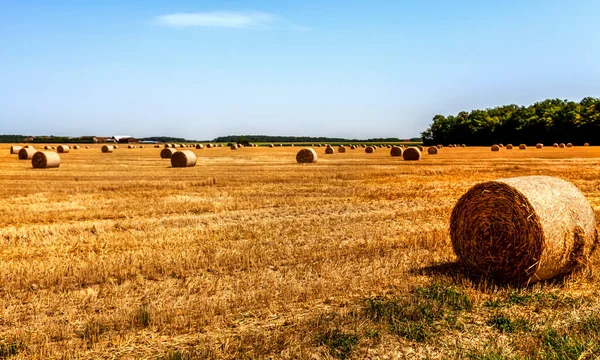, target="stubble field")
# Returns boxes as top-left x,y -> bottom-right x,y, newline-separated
1,144 -> 600,359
